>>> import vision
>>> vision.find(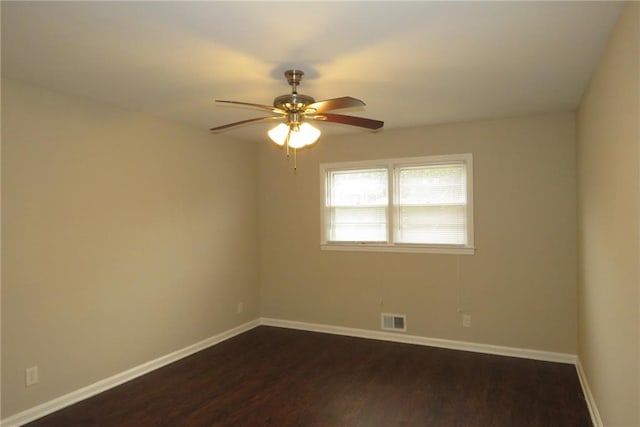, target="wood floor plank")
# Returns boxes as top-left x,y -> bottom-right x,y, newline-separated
25,326 -> 592,426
